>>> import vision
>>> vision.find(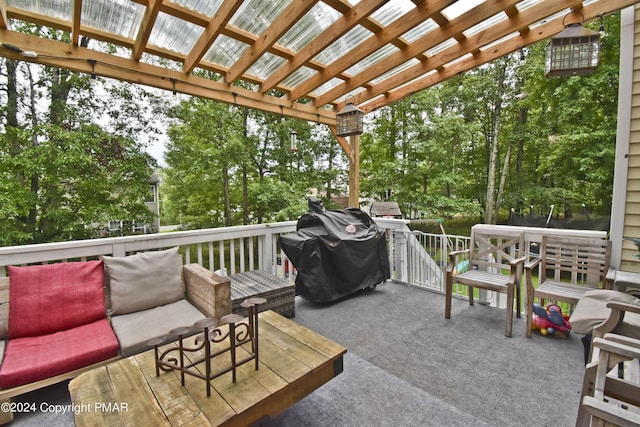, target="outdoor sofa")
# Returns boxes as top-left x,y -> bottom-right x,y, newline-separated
0,247 -> 231,423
